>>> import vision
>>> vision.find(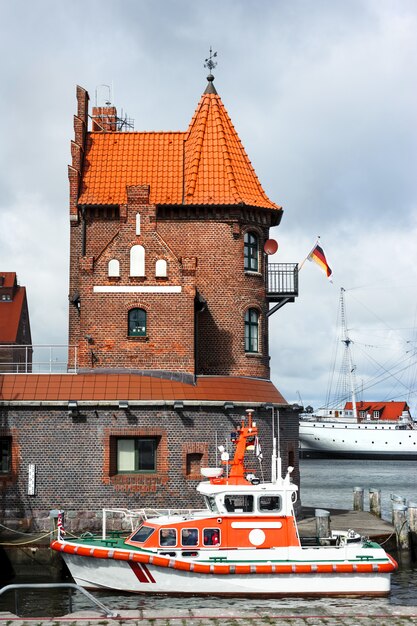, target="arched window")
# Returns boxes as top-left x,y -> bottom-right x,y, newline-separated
128,308 -> 147,337
245,308 -> 259,353
108,259 -> 120,277
155,259 -> 167,278
130,245 -> 145,277
136,212 -> 141,236
244,232 -> 259,272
